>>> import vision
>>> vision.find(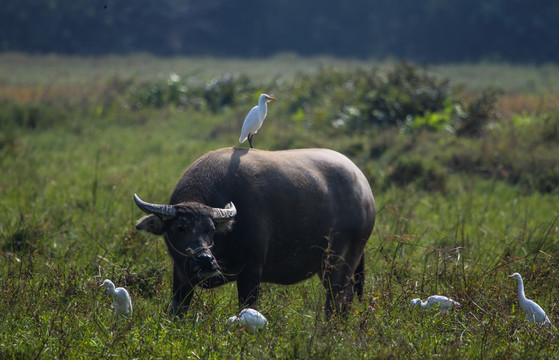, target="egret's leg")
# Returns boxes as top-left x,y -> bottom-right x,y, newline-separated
248,134 -> 254,148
